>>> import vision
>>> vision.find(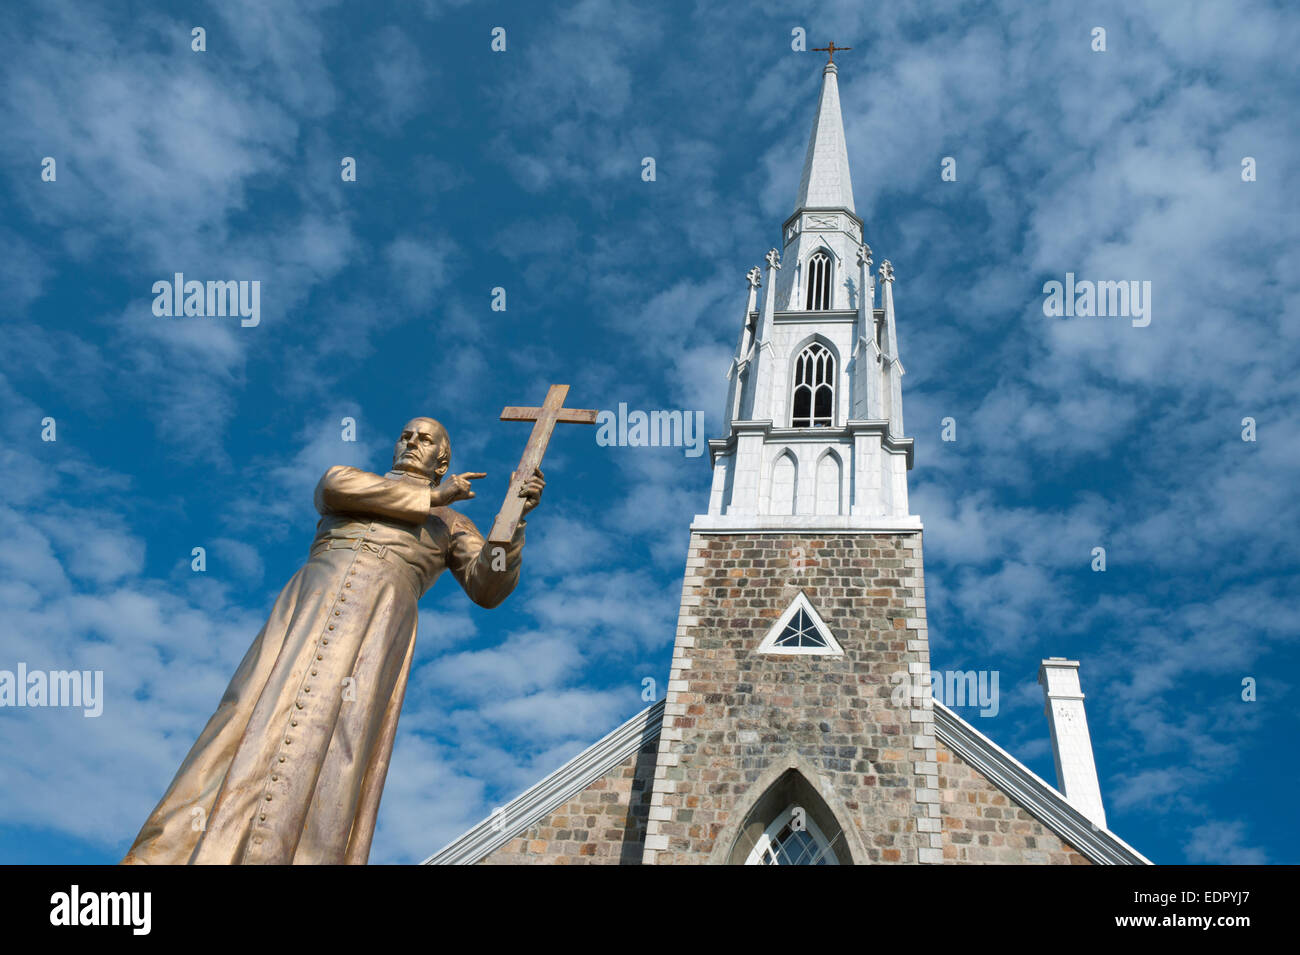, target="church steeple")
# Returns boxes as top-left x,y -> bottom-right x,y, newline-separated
700,57 -> 916,532
423,48 -> 1148,871
794,62 -> 856,215
773,61 -> 868,314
